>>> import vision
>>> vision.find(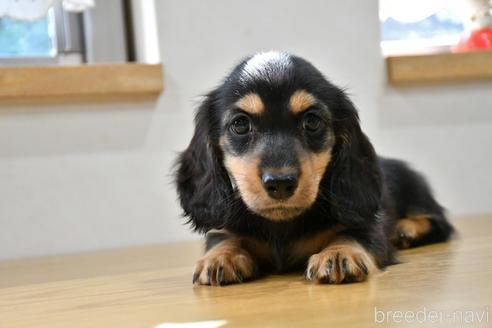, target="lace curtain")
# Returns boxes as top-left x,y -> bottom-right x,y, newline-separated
380,0 -> 490,23
0,0 -> 94,20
